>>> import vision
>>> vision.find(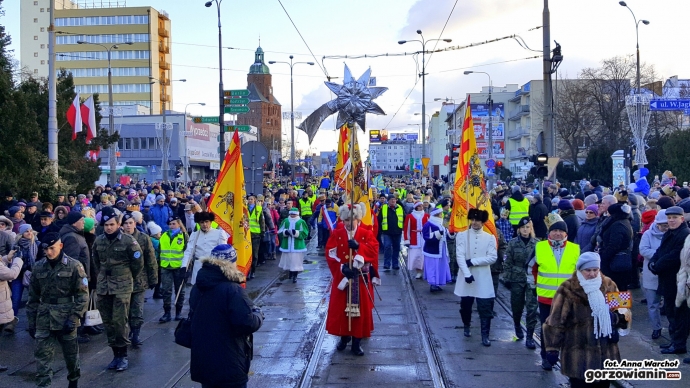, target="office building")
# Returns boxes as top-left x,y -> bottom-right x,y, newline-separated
20,0 -> 171,113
